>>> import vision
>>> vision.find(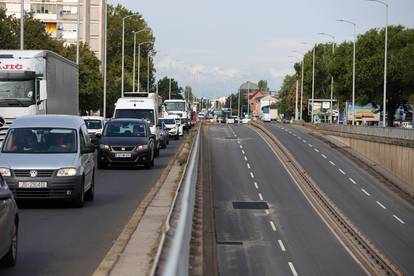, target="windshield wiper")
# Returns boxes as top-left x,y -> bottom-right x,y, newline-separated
0,98 -> 27,107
